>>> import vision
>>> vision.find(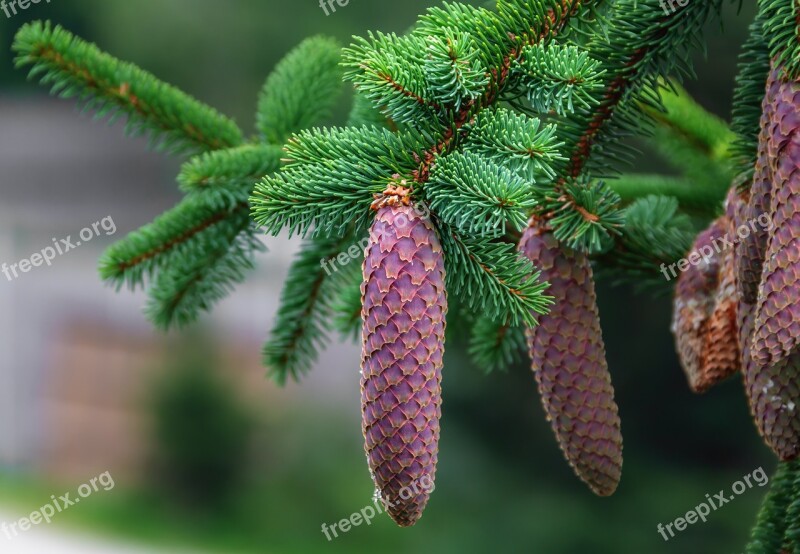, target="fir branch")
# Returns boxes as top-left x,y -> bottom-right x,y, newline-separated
250,126 -> 428,238
419,0 -> 591,74
145,213 -> 264,329
745,461 -> 797,554
343,32 -> 443,128
417,2 -> 516,73
264,236 -> 353,384
560,0 -> 723,179
463,107 -> 564,180
256,35 -> 344,145
427,151 -> 537,234
595,195 -> 695,292
408,0 -> 591,183
424,29 -> 490,112
468,316 -> 526,373
13,21 -> 243,155
533,178 -> 623,253
513,42 -> 605,116
99,198 -> 246,289
178,144 -> 284,210
438,222 -> 553,326
730,10 -> 771,176
758,0 -> 800,80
